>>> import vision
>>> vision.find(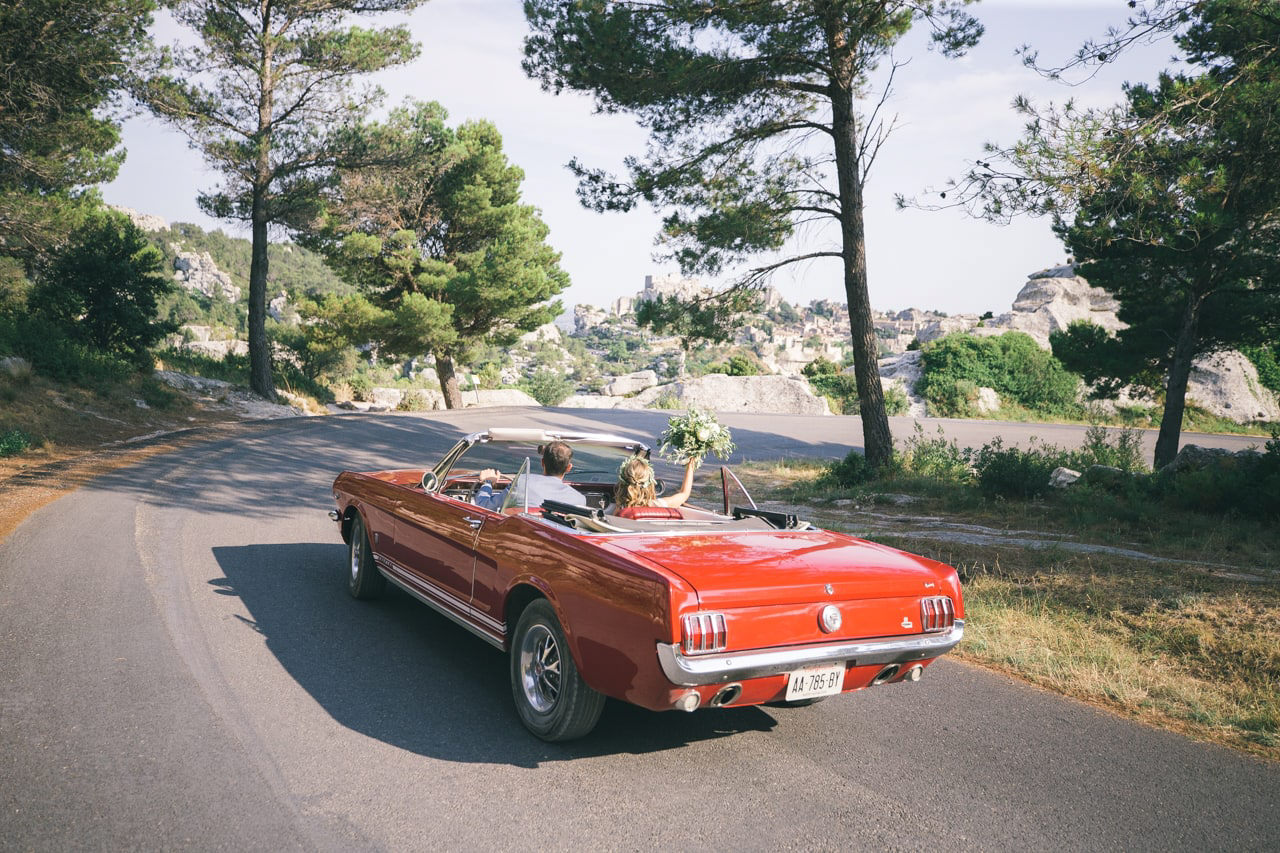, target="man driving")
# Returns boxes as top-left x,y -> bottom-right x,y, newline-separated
474,440 -> 586,510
